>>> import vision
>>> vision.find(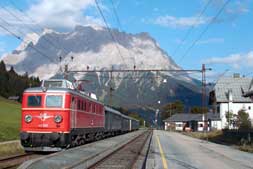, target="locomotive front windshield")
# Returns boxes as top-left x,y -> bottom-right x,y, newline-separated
46,95 -> 63,107
28,96 -> 42,107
